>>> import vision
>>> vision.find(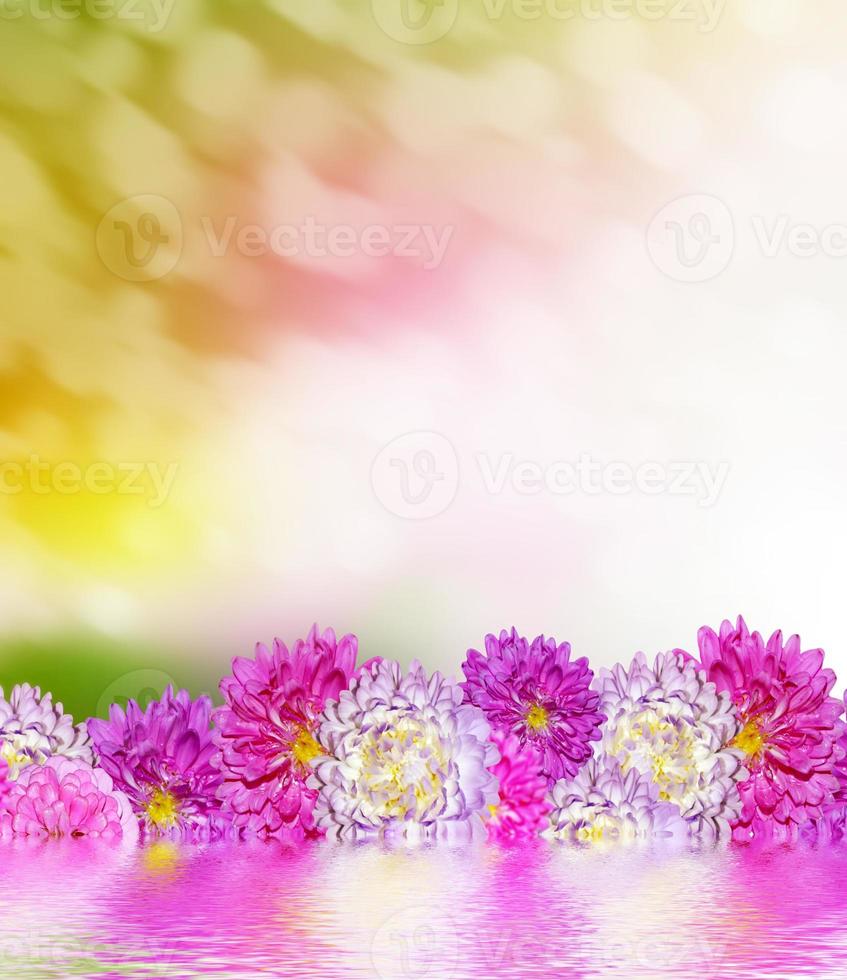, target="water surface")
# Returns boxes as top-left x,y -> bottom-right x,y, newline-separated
1,840 -> 845,979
